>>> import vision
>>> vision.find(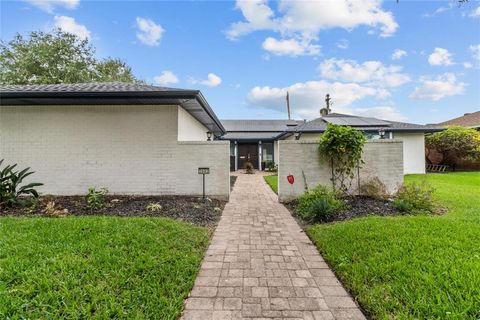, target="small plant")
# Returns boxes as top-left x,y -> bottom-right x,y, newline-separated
360,177 -> 389,200
297,185 -> 345,222
244,161 -> 254,174
266,161 -> 278,172
0,159 -> 43,207
307,198 -> 338,223
86,187 -> 108,210
393,182 -> 435,214
146,202 -> 162,212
